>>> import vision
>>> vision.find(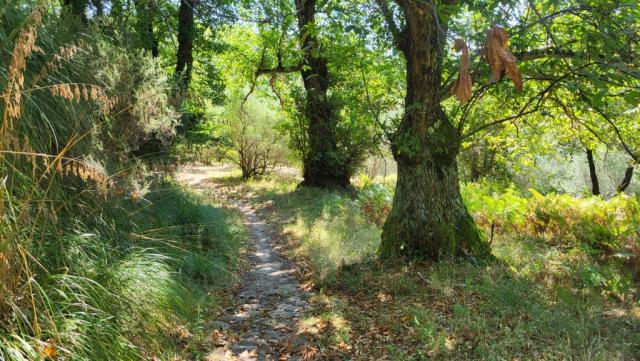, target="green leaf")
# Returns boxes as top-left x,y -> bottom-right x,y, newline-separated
623,91 -> 640,106
591,88 -> 608,107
